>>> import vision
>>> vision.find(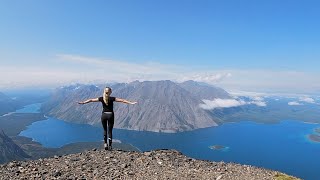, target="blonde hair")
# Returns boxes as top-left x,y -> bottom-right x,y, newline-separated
103,87 -> 112,105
